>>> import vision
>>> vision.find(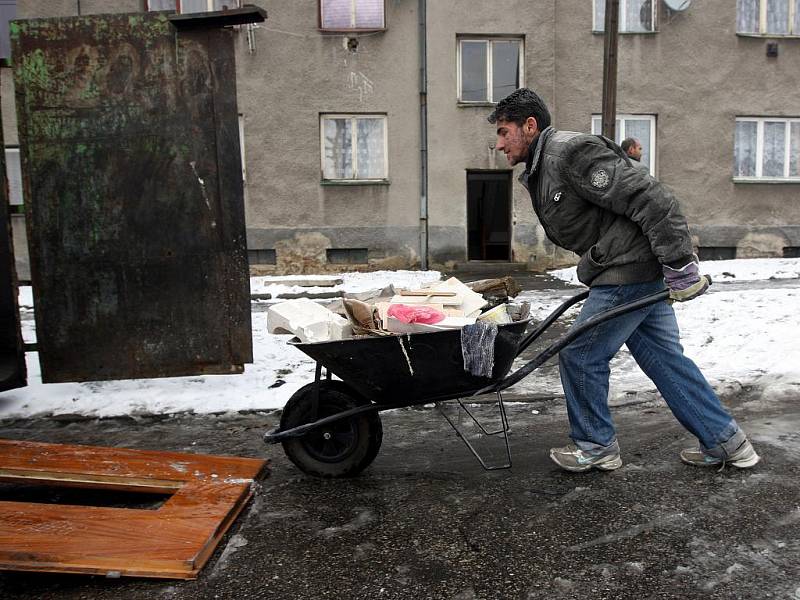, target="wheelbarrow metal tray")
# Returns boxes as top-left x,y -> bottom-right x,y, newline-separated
289,320 -> 530,405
